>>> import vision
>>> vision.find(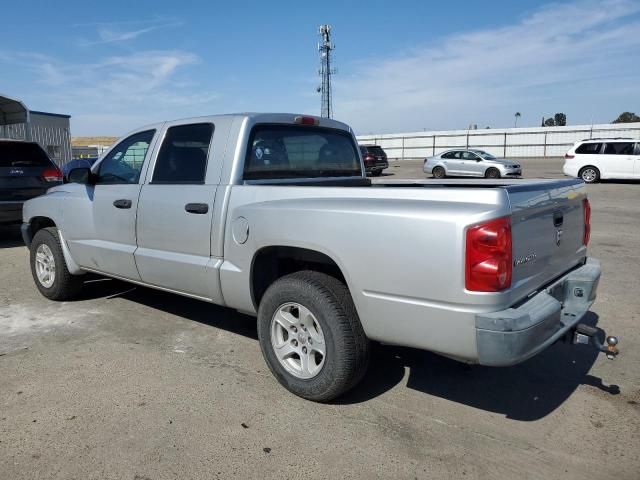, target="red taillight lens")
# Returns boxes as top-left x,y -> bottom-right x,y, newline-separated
42,166 -> 62,182
565,153 -> 575,159
364,155 -> 375,163
465,217 -> 512,292
583,198 -> 591,246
